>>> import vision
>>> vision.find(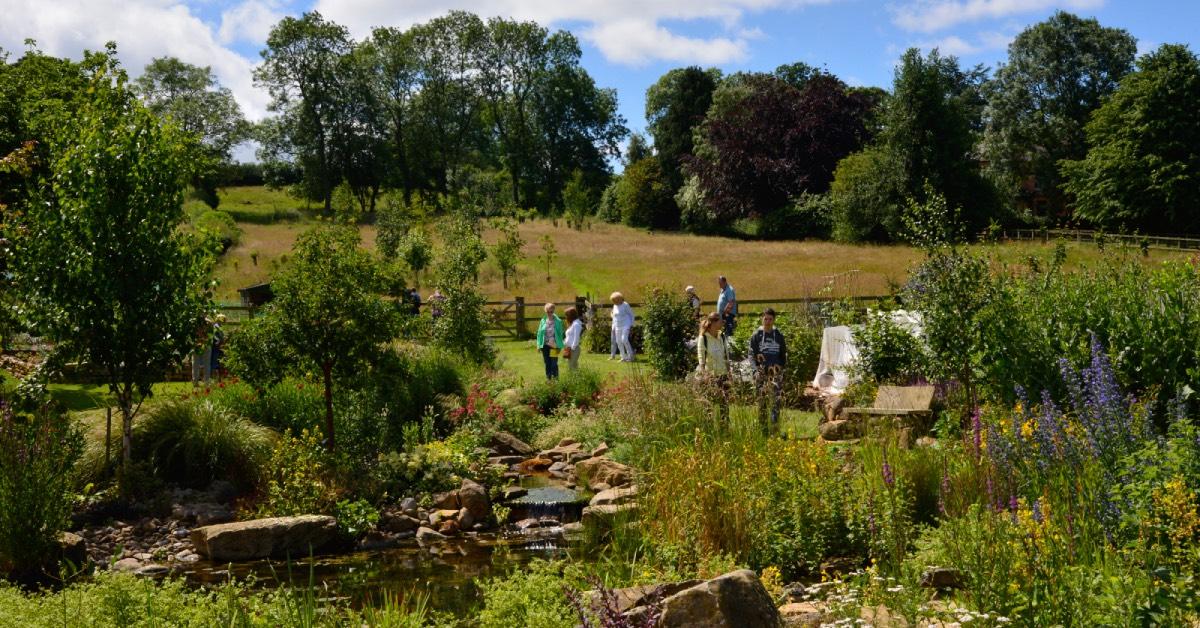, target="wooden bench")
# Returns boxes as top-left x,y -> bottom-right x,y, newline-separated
843,385 -> 936,431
